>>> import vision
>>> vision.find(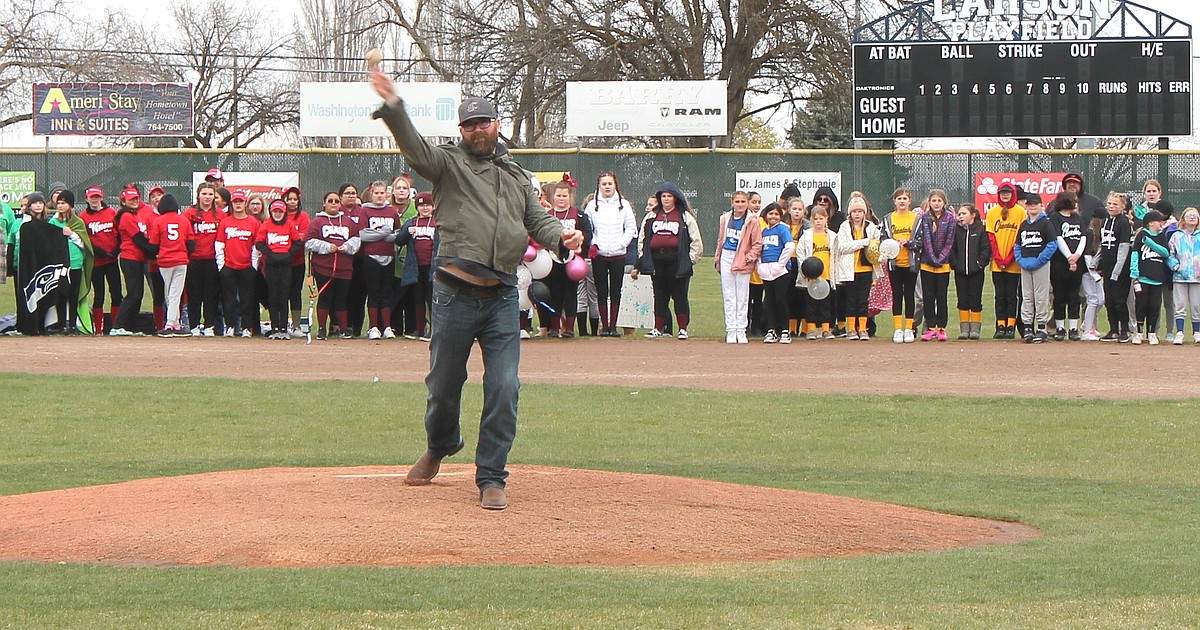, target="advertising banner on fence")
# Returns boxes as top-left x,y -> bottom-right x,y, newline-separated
974,172 -> 1067,210
300,82 -> 461,138
734,172 -> 842,207
33,83 -> 193,136
565,81 -> 727,137
191,172 -> 300,202
0,172 -> 36,205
